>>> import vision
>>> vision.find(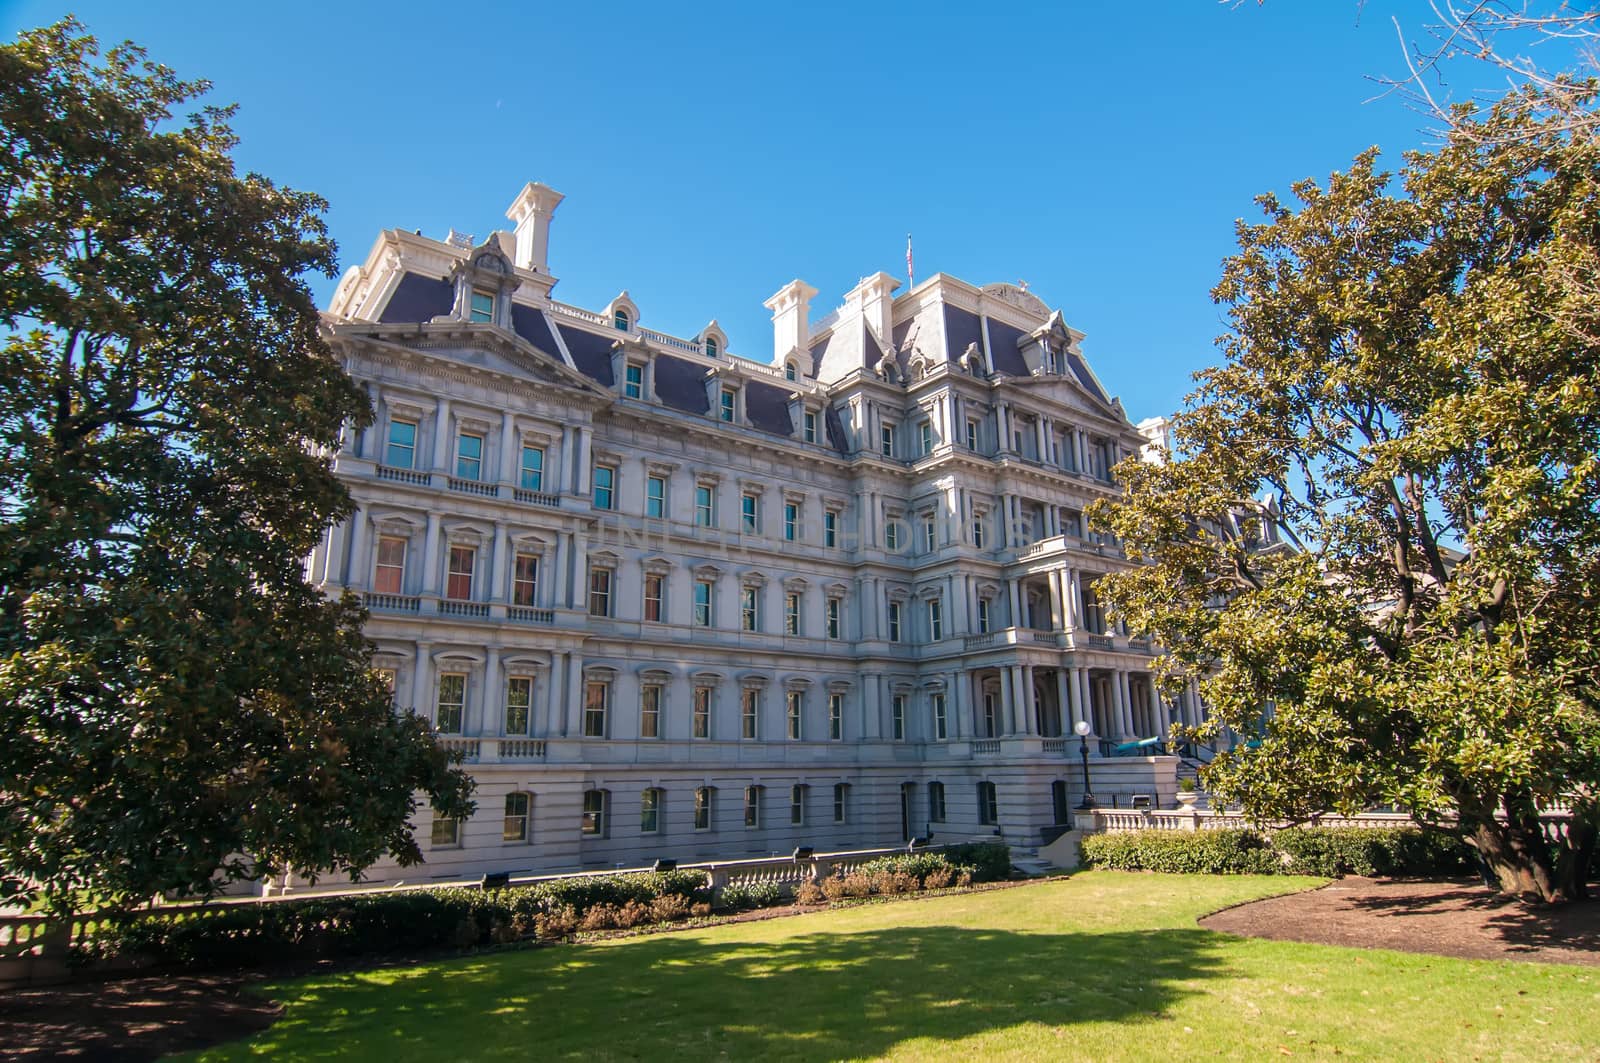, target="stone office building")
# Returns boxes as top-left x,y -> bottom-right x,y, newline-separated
310,182 -> 1192,882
